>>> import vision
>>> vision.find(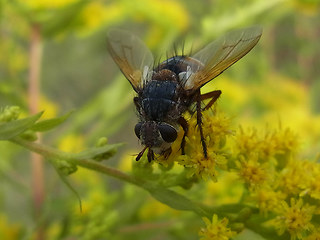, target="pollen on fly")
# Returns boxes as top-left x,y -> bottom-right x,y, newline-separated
107,26 -> 262,162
